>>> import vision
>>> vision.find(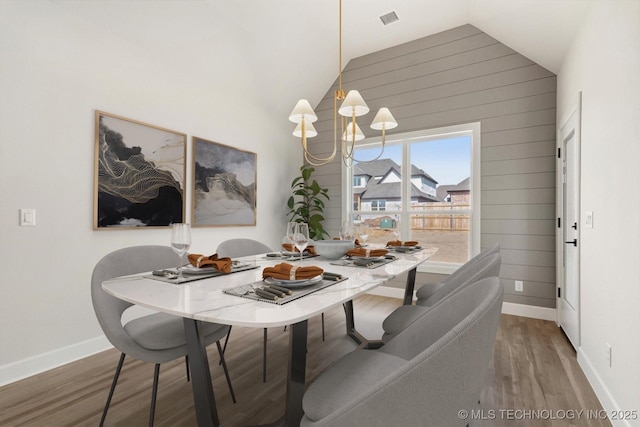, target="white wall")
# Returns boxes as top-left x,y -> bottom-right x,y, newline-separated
557,1 -> 640,424
0,1 -> 299,384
